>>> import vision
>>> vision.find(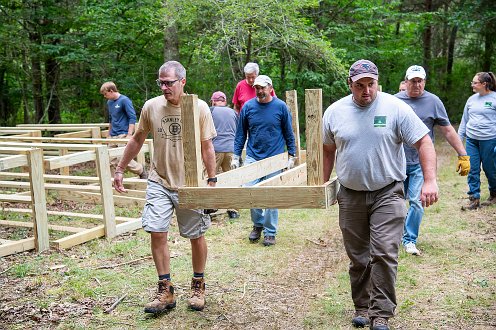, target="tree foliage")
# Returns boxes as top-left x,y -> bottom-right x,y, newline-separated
0,0 -> 493,127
